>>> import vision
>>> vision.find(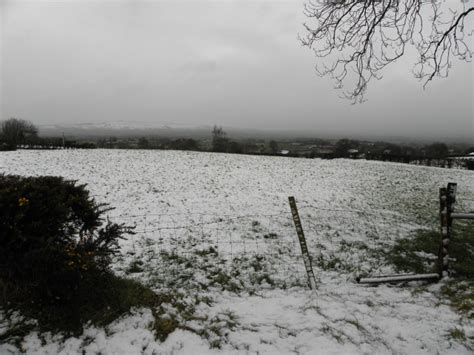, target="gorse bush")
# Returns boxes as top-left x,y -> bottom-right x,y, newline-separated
0,175 -> 132,303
